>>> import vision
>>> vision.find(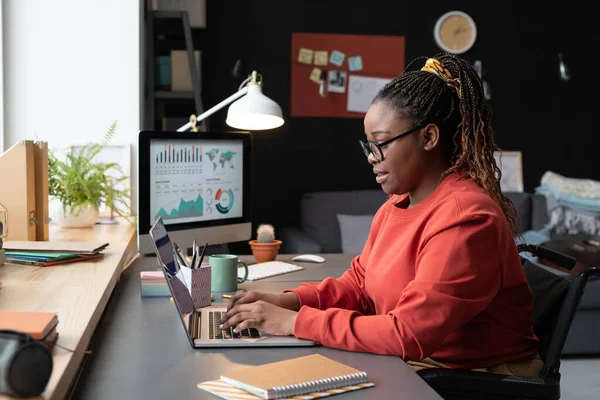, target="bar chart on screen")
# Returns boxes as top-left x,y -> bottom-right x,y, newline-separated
155,144 -> 202,164
149,139 -> 244,225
